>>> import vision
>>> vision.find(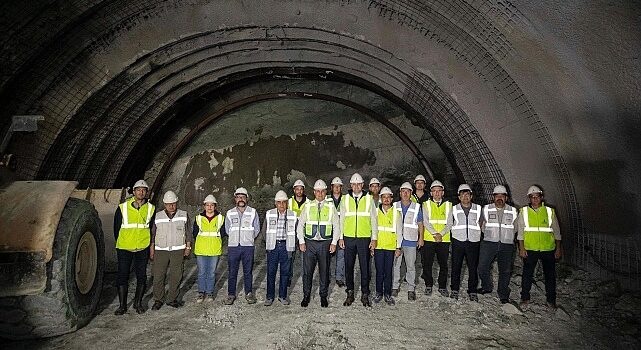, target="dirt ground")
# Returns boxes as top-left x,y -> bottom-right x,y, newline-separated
4,242 -> 641,350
